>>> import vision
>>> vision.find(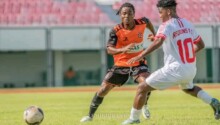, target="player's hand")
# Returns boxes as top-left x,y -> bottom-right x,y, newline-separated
147,34 -> 155,42
127,54 -> 143,65
121,43 -> 135,53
